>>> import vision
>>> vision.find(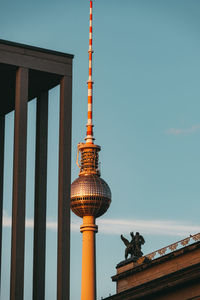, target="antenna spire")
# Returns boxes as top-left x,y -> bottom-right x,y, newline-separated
86,0 -> 94,144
